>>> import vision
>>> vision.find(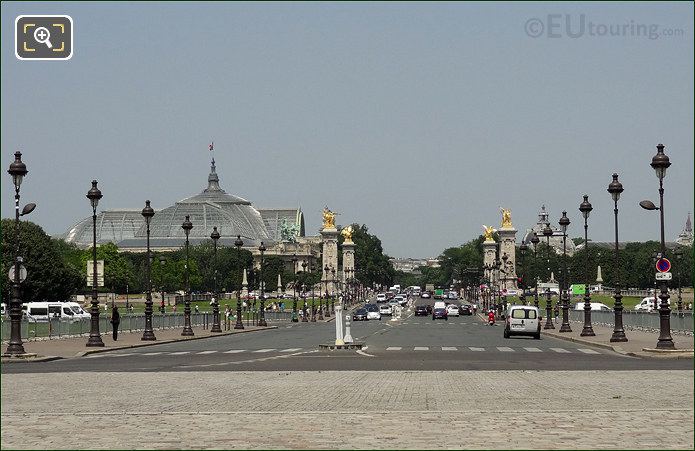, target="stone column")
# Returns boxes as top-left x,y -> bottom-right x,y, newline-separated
321,227 -> 339,295
498,226 -> 518,290
342,241 -> 355,284
483,239 -> 497,283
